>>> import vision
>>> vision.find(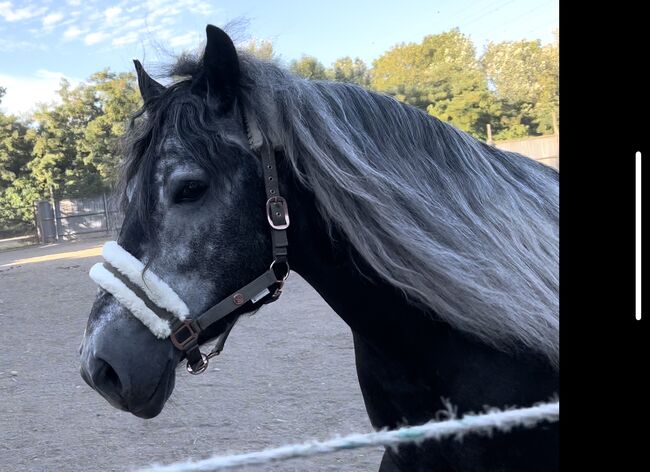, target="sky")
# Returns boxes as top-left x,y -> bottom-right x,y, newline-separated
0,0 -> 559,116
